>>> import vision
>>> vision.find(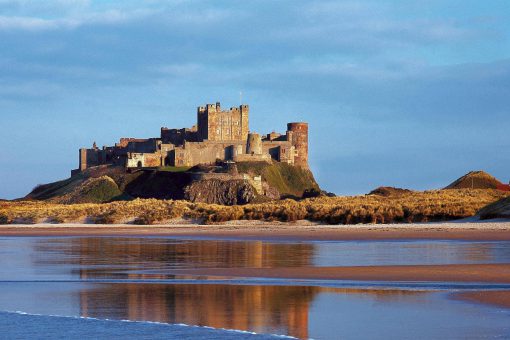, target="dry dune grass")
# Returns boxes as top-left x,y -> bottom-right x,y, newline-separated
445,170 -> 503,189
478,196 -> 510,219
1,189 -> 508,225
